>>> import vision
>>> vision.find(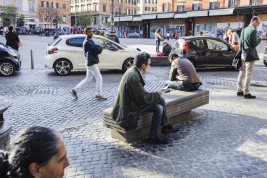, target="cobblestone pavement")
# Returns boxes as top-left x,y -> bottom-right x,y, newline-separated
1,61 -> 267,177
